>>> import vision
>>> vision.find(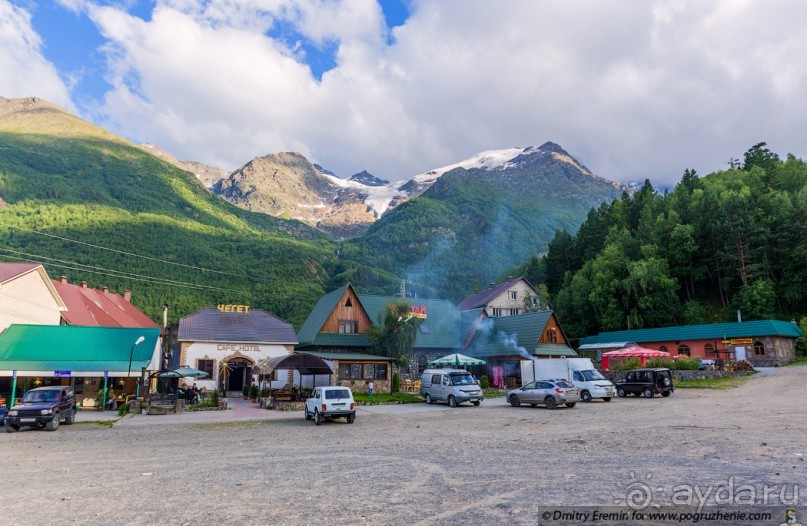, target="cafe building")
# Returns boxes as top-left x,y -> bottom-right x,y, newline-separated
579,320 -> 802,367
175,306 -> 298,393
